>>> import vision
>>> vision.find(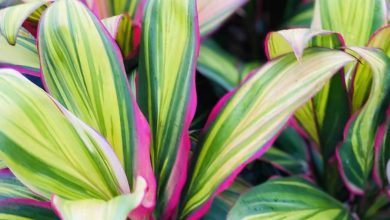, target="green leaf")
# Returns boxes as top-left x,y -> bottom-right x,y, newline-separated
337,47 -> 390,194
266,28 -> 350,160
203,178 -> 250,220
81,0 -> 146,22
0,202 -> 58,220
265,28 -> 343,60
53,176 -> 146,220
0,171 -> 58,220
0,0 -> 49,45
0,171 -> 45,201
315,0 -> 387,46
197,40 -> 241,90
0,70 -> 129,201
260,124 -> 310,176
198,0 -> 249,37
352,25 -> 390,112
38,0 -> 155,209
0,27 -> 39,76
228,177 -> 352,220
137,0 -> 198,217
180,48 -> 355,219
102,14 -> 140,58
